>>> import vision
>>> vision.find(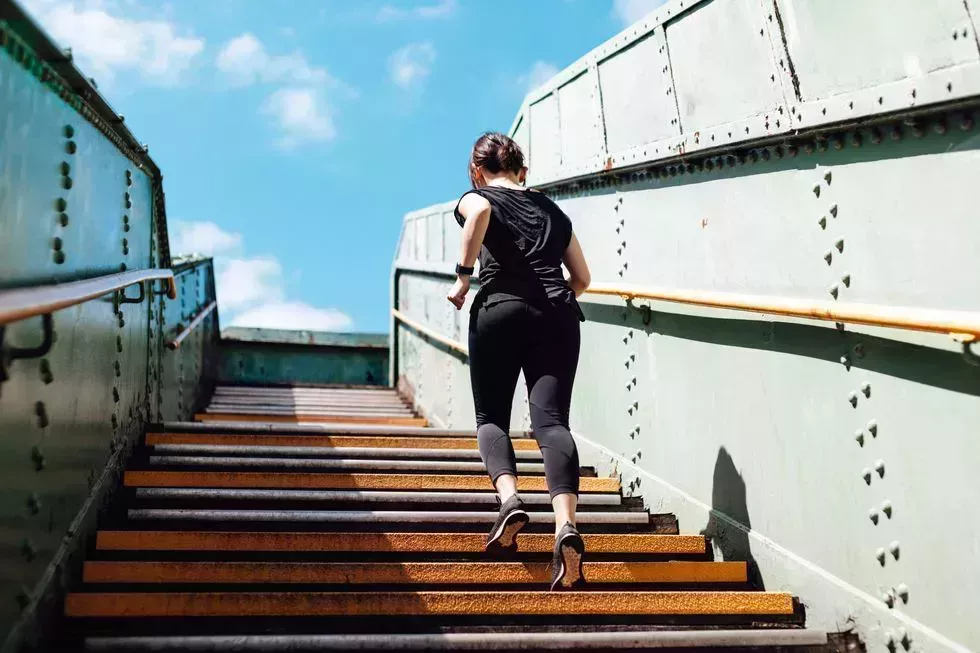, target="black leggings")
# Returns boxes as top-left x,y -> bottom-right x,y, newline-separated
468,298 -> 581,498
